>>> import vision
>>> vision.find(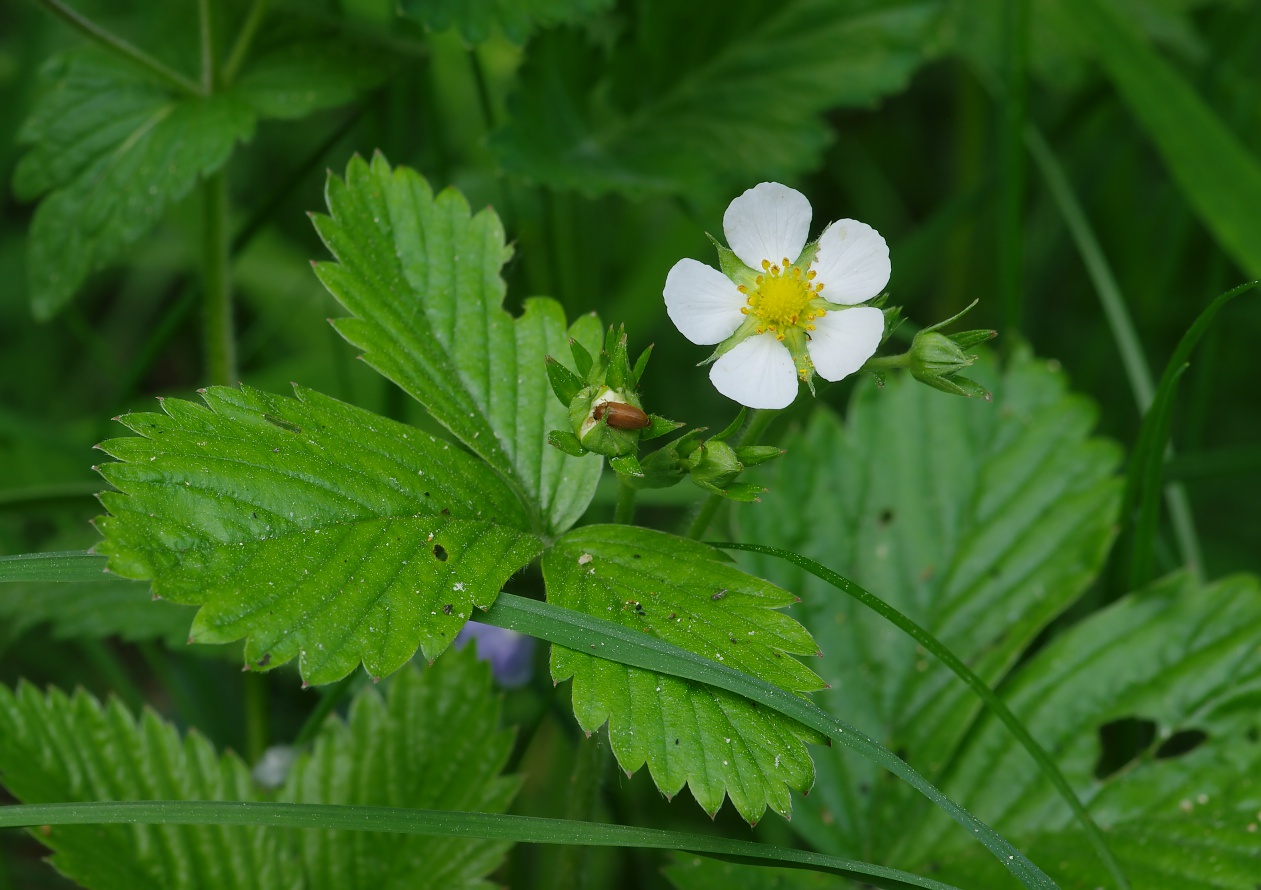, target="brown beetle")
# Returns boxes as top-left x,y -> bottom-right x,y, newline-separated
593,401 -> 651,430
